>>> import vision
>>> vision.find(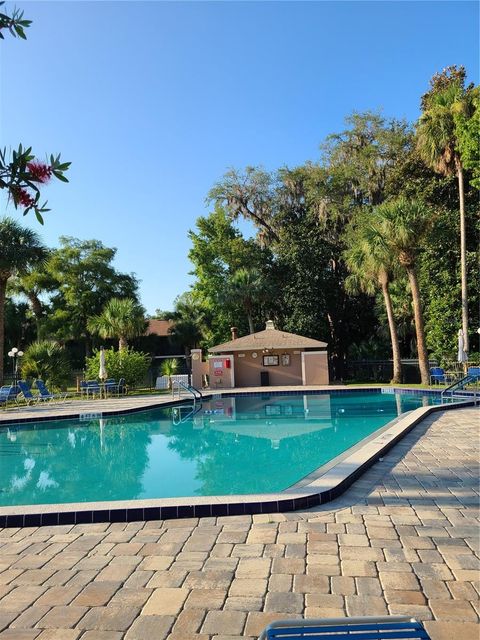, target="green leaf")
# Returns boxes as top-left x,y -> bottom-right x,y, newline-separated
14,24 -> 26,39
35,210 -> 44,225
53,171 -> 69,183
